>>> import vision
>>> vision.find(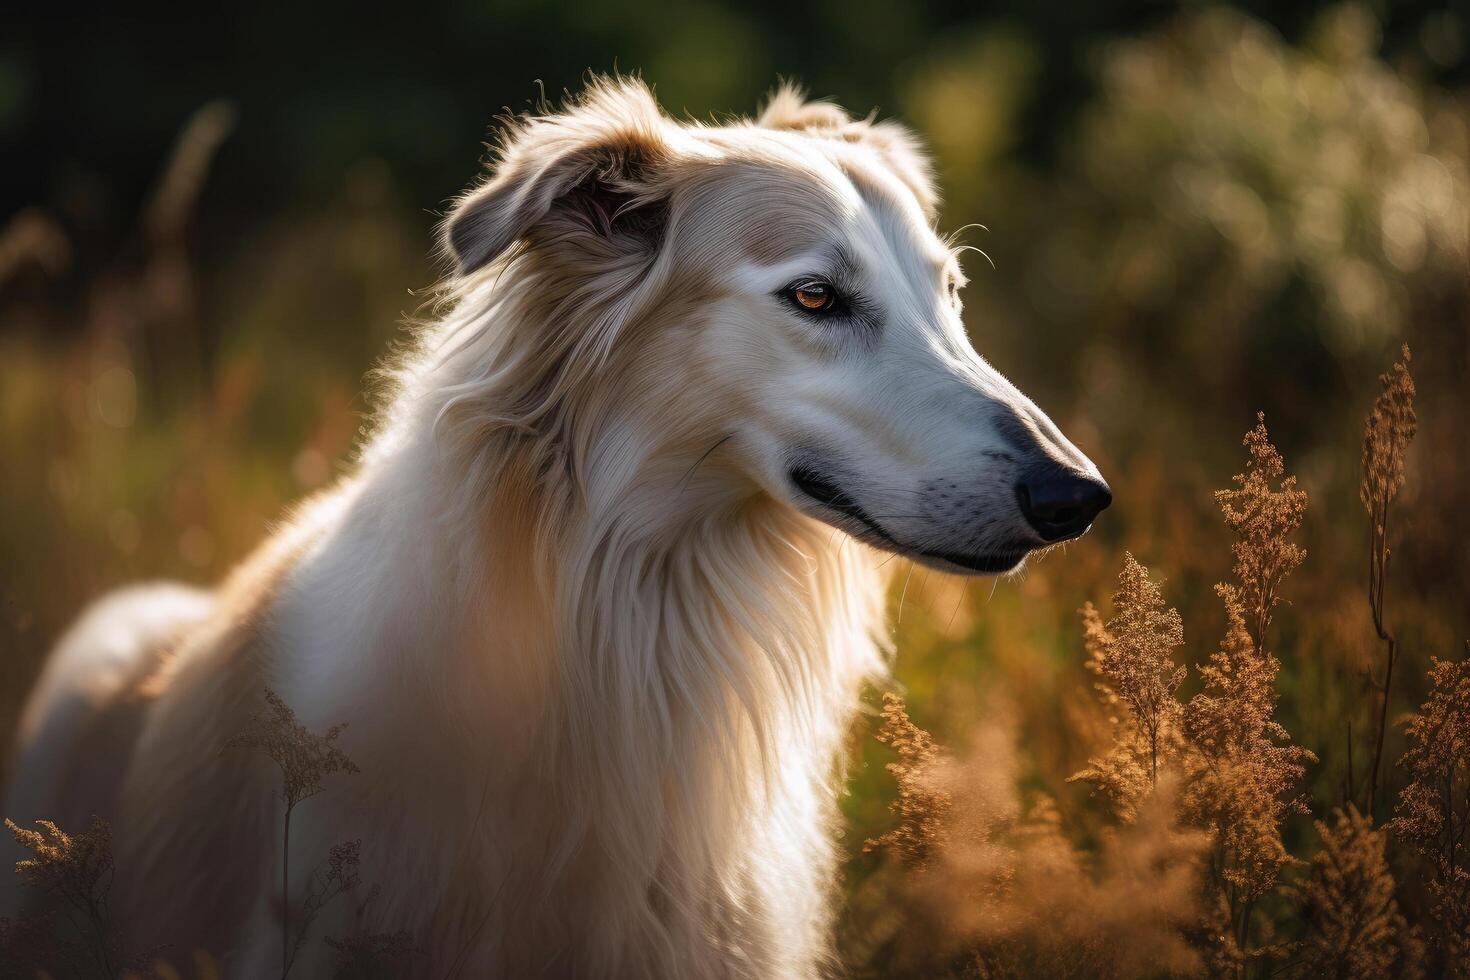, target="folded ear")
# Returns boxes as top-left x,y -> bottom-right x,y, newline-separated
757,82 -> 939,219
443,79 -> 672,275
